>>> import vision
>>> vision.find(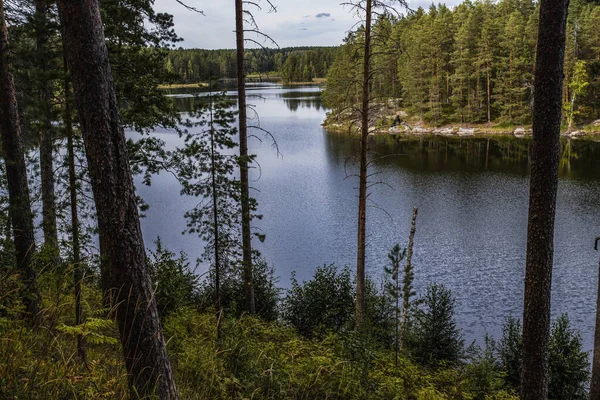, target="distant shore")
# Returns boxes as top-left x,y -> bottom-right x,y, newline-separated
159,78 -> 325,90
